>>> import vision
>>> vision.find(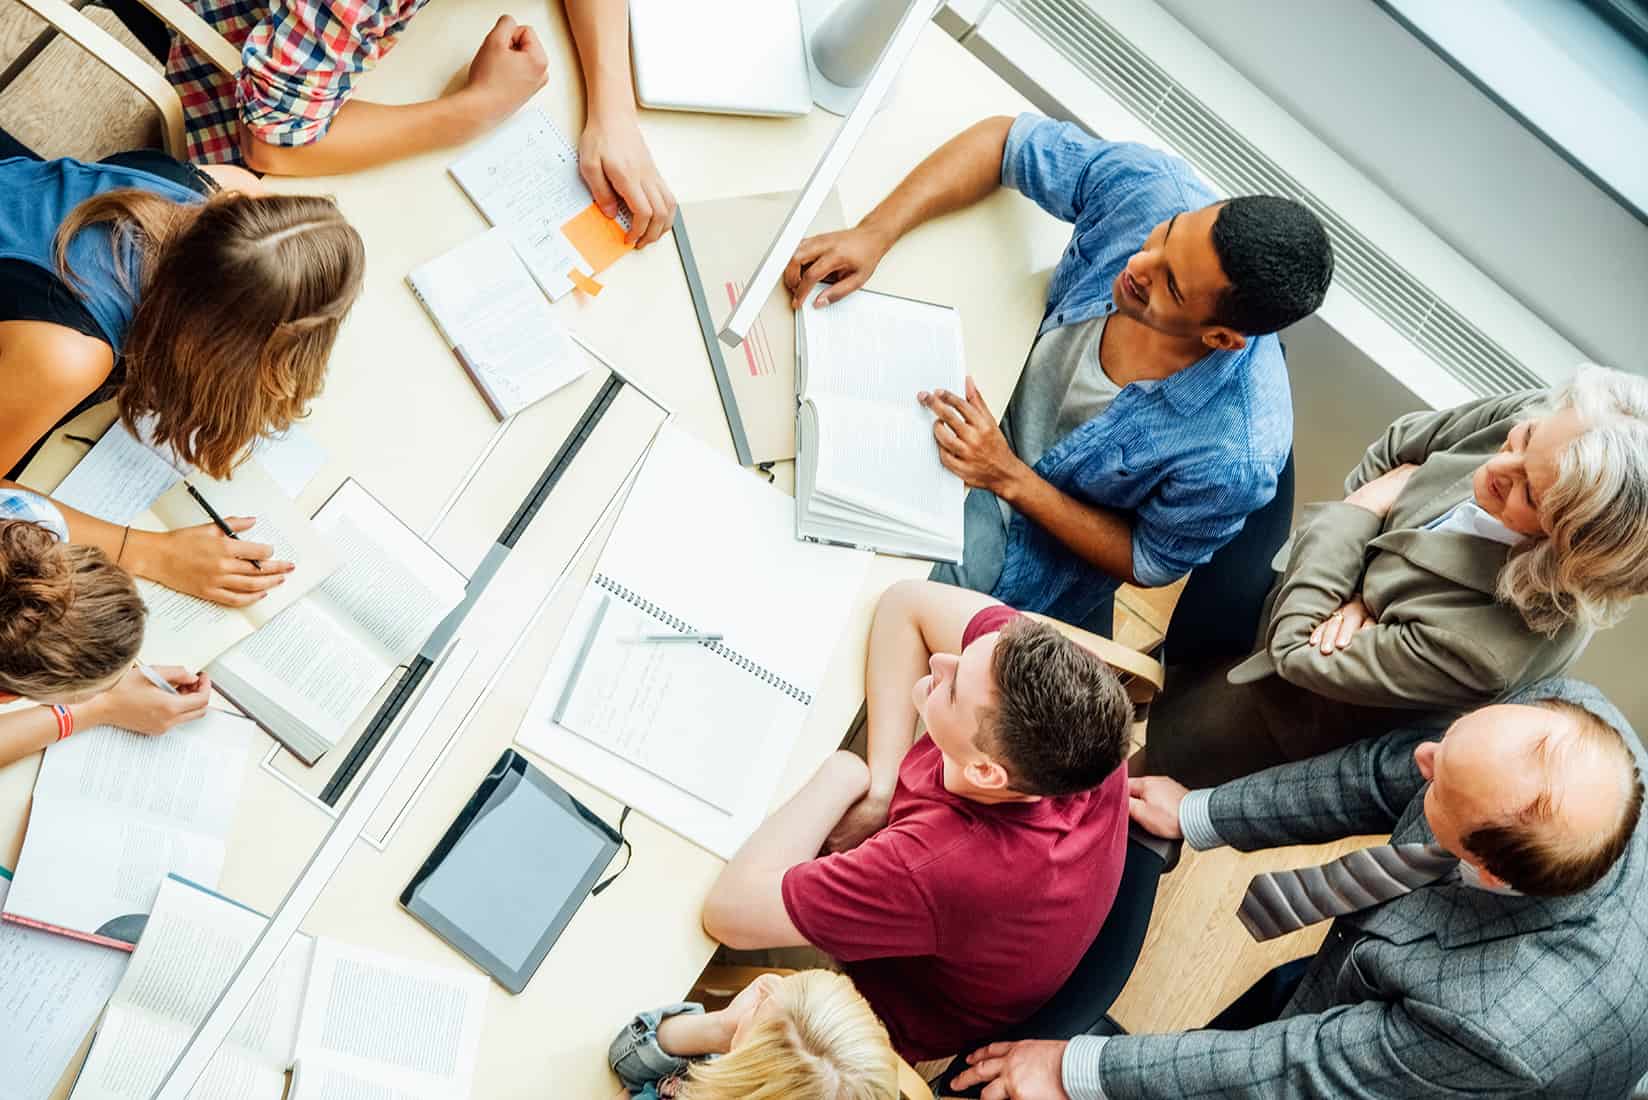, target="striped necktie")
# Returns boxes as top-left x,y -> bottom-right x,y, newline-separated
1238,842 -> 1458,942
